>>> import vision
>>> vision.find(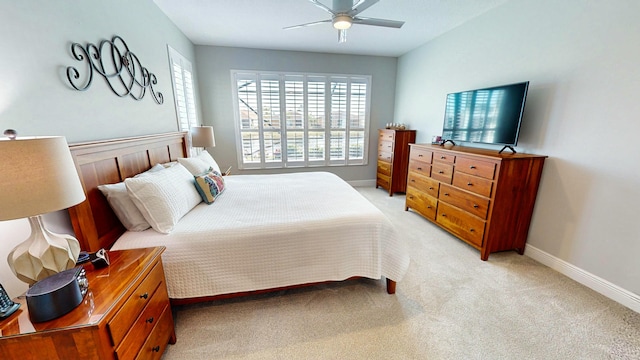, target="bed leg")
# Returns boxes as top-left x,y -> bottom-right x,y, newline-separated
386,278 -> 396,294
